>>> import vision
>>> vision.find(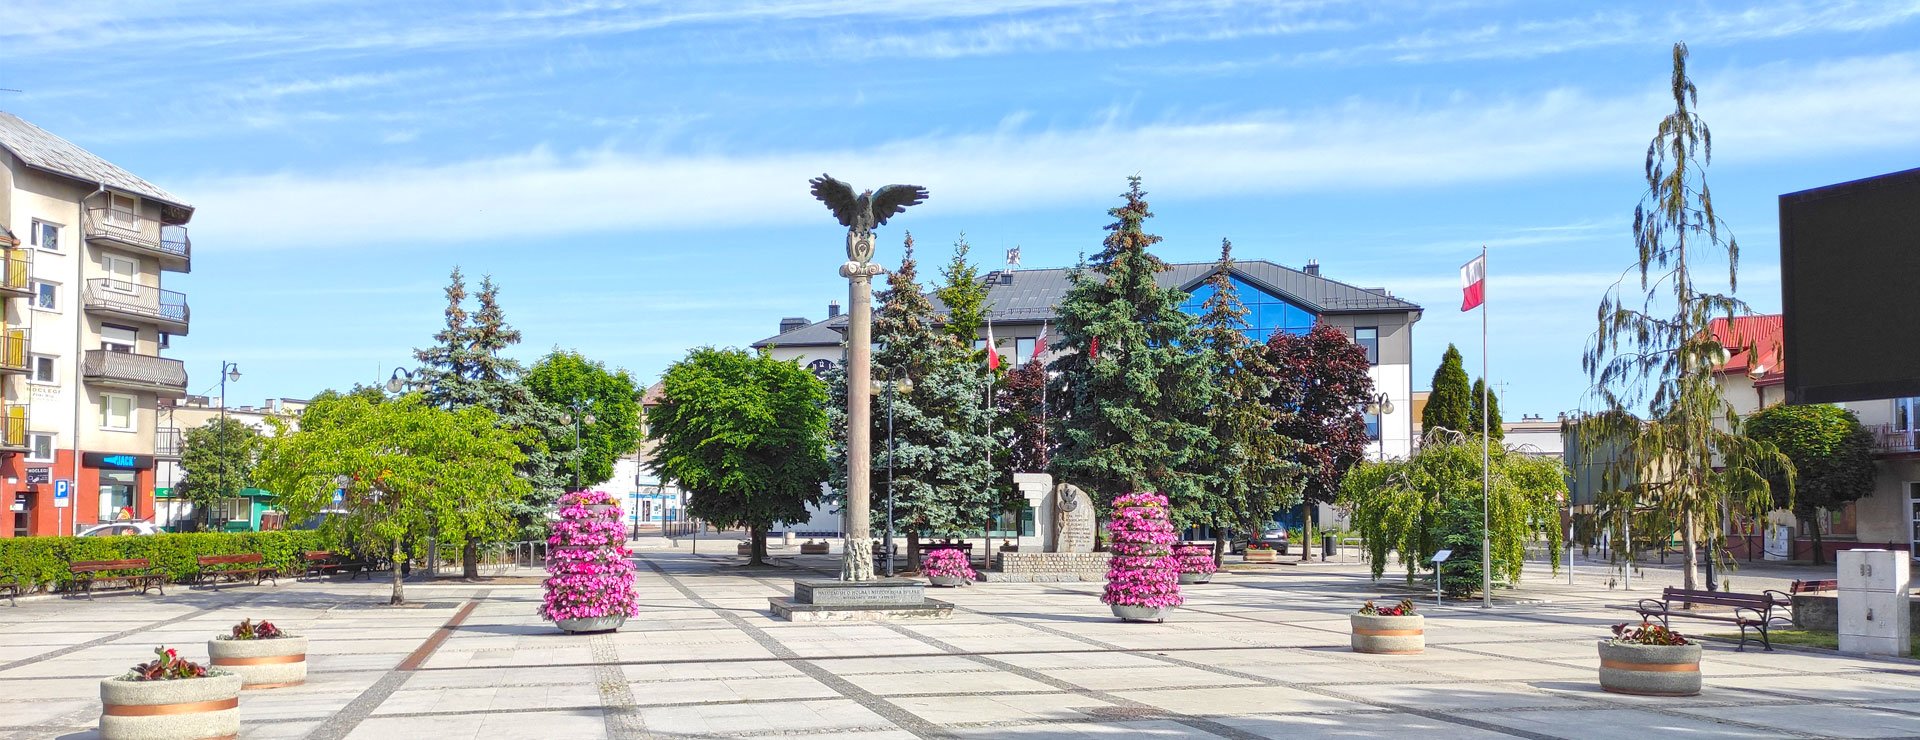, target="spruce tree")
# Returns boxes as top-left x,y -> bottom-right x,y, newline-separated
935,235 -> 988,346
1194,240 -> 1300,557
1424,344 -> 1473,436
1470,378 -> 1505,442
1049,177 -> 1214,524
413,268 -> 481,409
